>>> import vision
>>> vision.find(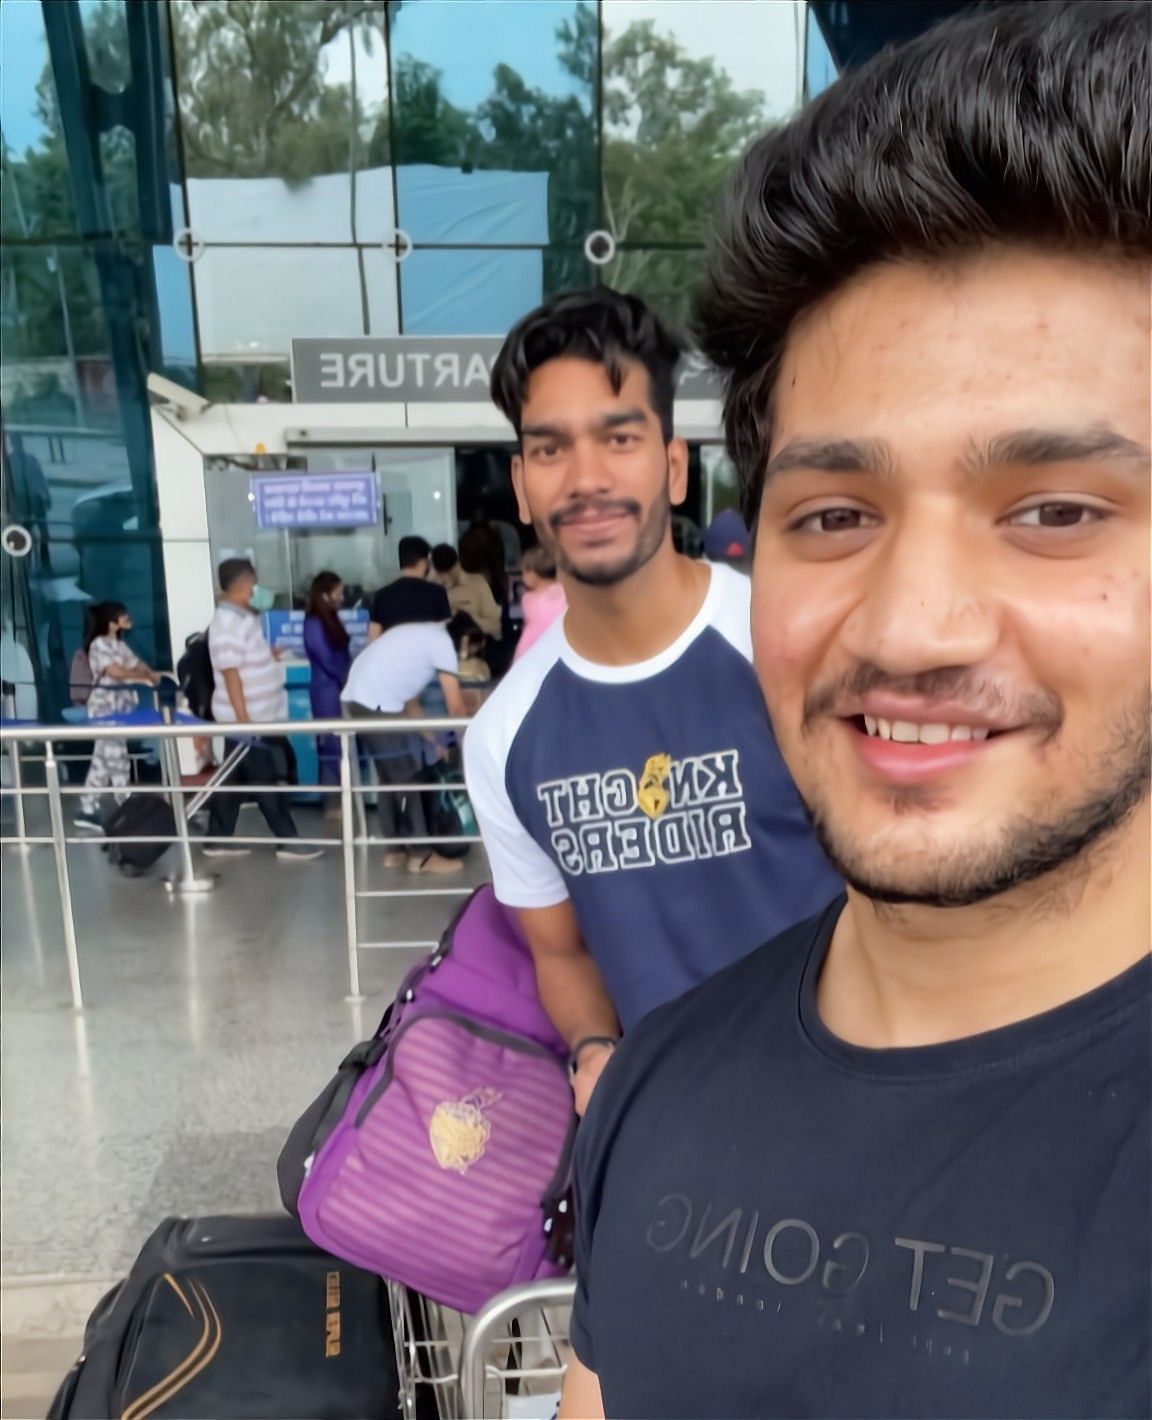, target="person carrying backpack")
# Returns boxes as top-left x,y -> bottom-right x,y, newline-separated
75,602 -> 161,833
